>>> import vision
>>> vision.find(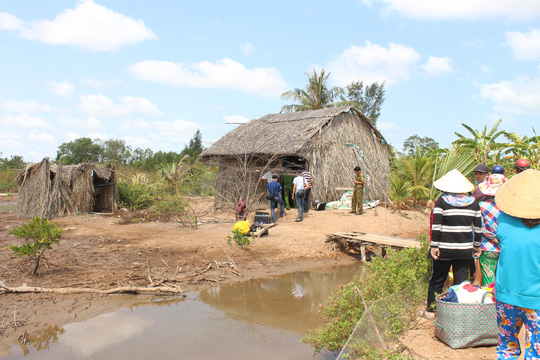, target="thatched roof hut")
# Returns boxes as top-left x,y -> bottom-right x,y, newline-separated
16,158 -> 118,218
201,106 -> 392,210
